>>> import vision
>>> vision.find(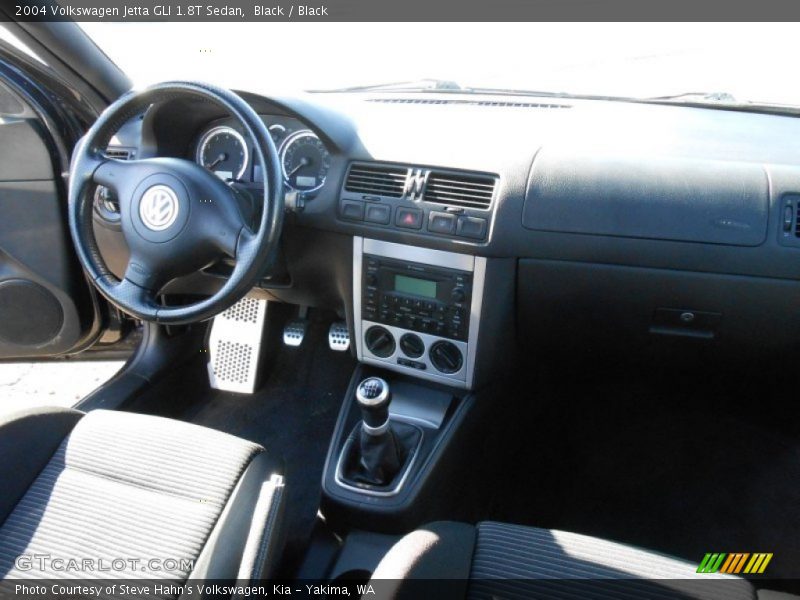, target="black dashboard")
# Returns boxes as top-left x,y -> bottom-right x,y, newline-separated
94,89 -> 800,372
